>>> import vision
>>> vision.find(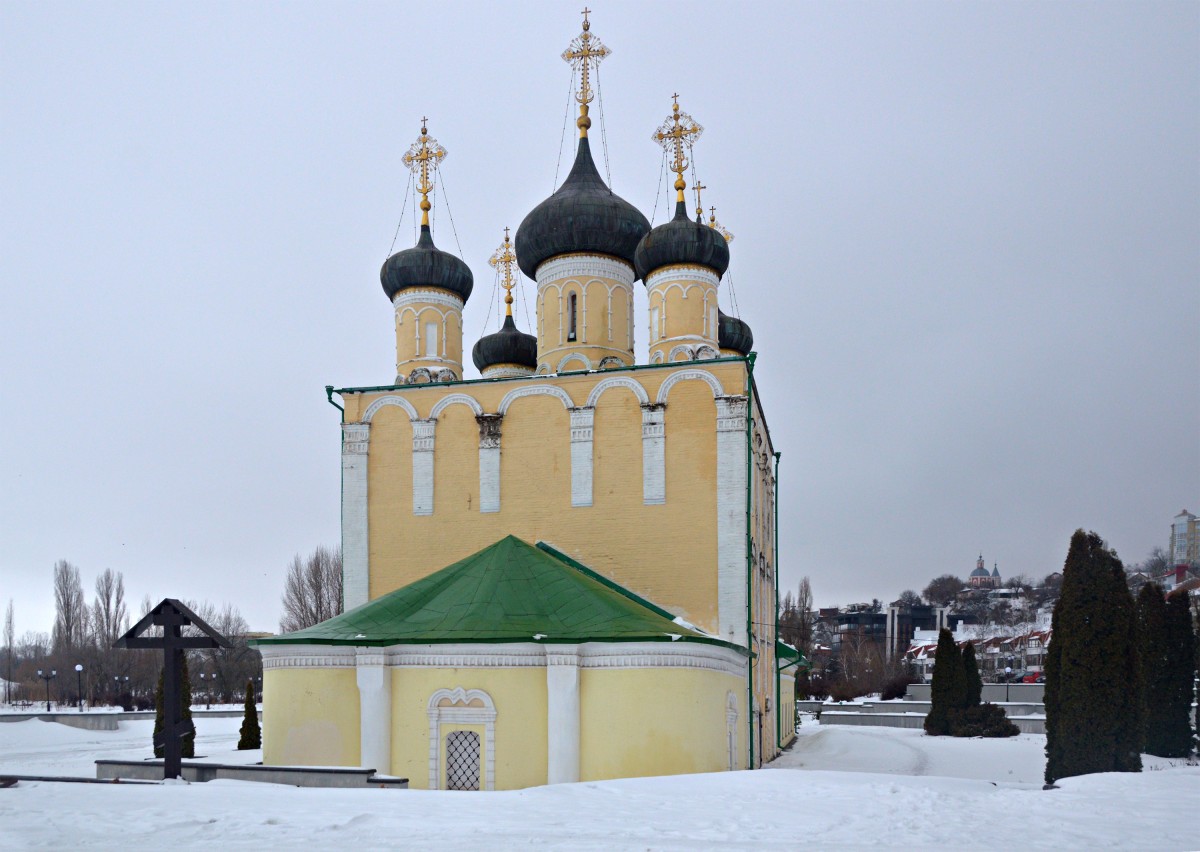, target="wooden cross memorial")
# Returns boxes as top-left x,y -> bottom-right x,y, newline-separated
114,599 -> 231,779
